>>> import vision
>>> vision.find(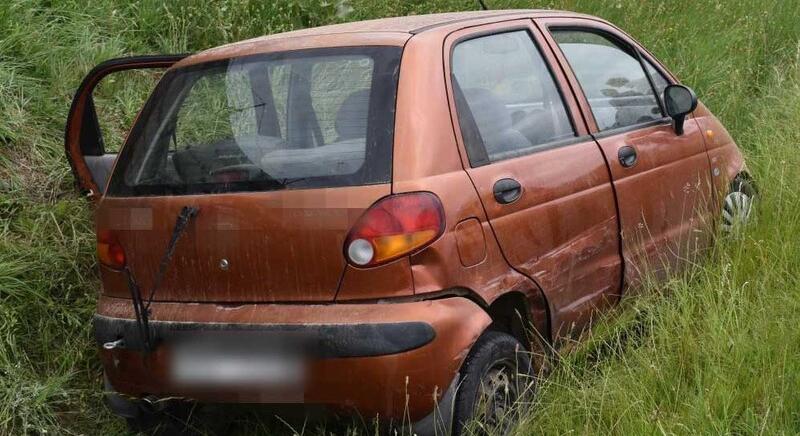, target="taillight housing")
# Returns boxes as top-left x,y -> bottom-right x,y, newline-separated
344,192 -> 445,268
97,230 -> 126,270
